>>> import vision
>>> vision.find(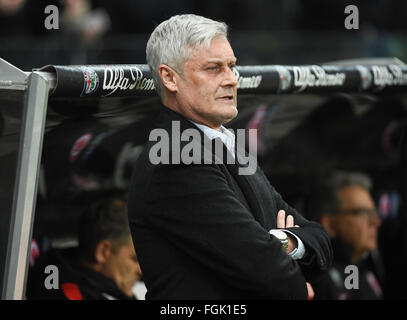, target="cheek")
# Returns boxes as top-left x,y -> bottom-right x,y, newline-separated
338,219 -> 364,241
349,222 -> 372,246
184,83 -> 212,105
193,76 -> 218,96
198,84 -> 216,101
121,258 -> 139,275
